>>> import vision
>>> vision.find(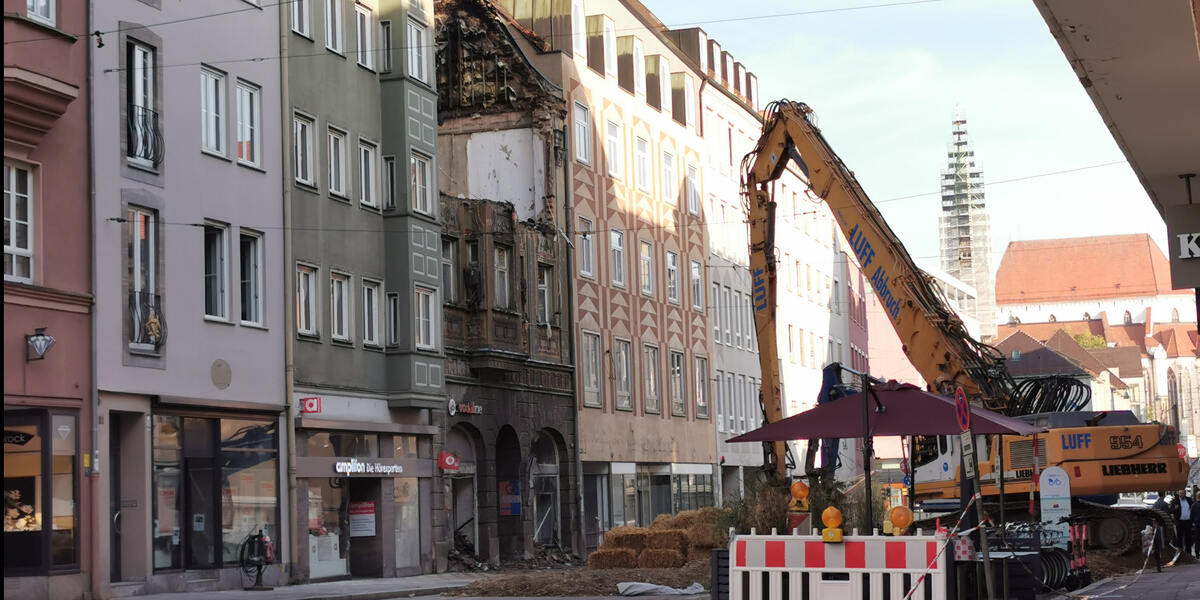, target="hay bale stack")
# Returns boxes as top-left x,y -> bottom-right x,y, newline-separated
687,546 -> 715,563
672,510 -> 698,530
587,548 -> 638,569
649,513 -> 677,530
647,528 -> 689,555
638,548 -> 686,569
601,526 -> 648,554
685,506 -> 723,550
